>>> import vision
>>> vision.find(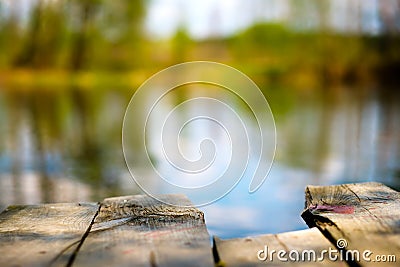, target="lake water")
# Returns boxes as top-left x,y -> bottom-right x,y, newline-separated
0,83 -> 399,239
